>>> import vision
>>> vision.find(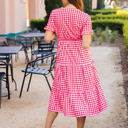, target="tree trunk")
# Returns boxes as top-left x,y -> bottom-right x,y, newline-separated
97,0 -> 105,9
83,0 -> 92,14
